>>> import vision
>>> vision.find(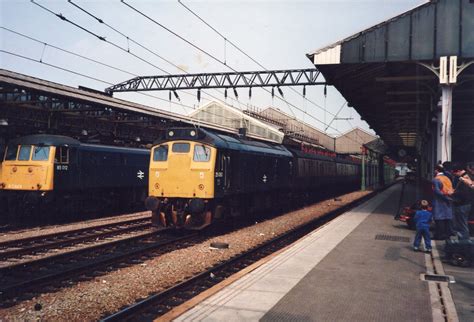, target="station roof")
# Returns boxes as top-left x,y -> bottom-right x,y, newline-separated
0,69 -> 279,146
307,0 -> 474,159
188,102 -> 284,143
